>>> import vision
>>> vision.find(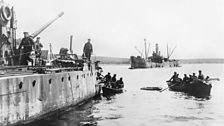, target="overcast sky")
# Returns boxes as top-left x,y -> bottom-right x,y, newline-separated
9,0 -> 224,59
